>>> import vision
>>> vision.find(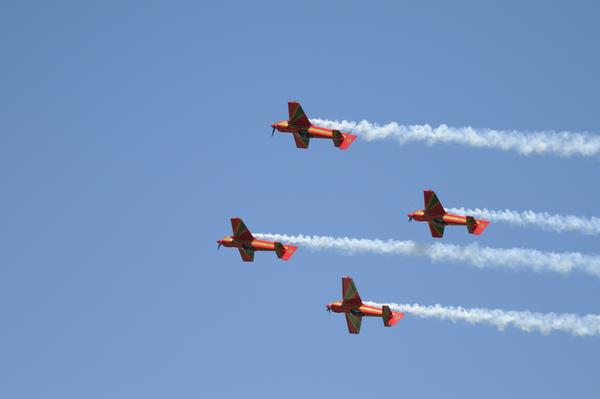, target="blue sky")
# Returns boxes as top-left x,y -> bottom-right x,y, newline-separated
1,1 -> 600,397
